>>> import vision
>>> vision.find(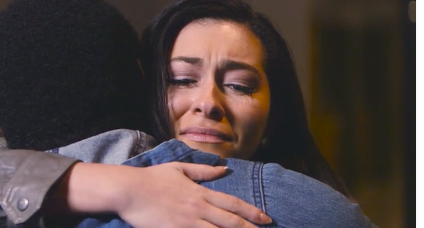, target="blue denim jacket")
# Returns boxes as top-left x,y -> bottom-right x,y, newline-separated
48,129 -> 376,228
